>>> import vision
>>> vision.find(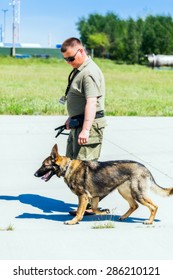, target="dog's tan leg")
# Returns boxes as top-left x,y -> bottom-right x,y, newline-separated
118,187 -> 139,220
64,194 -> 88,225
91,197 -> 110,215
138,197 -> 158,224
119,199 -> 139,220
